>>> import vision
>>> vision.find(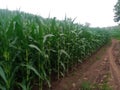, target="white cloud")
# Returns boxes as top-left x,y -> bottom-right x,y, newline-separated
0,0 -> 118,27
